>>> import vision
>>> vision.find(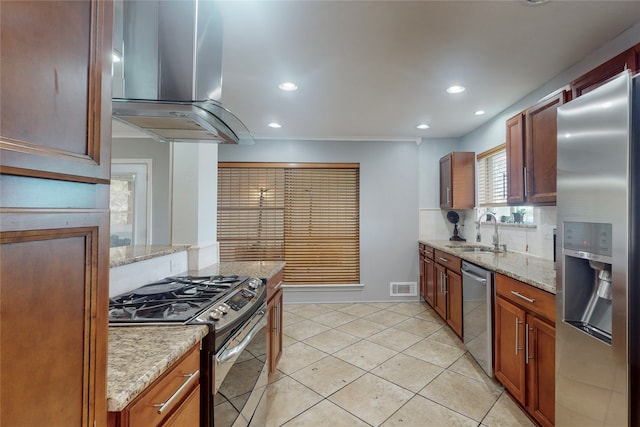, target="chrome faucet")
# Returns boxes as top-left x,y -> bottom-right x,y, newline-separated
477,213 -> 505,252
